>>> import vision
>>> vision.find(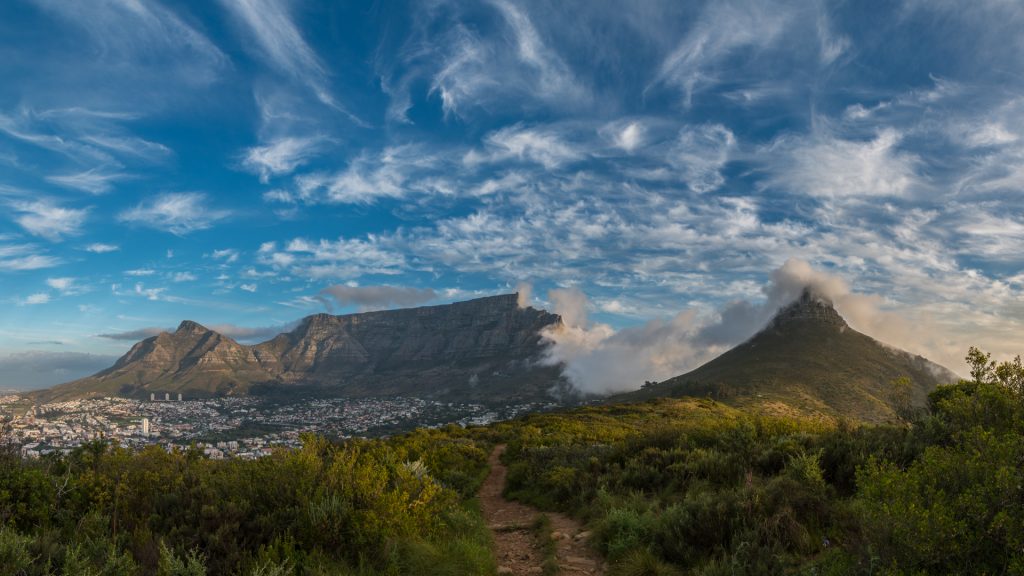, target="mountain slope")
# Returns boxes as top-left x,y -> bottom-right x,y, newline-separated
618,289 -> 957,422
39,294 -> 570,404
